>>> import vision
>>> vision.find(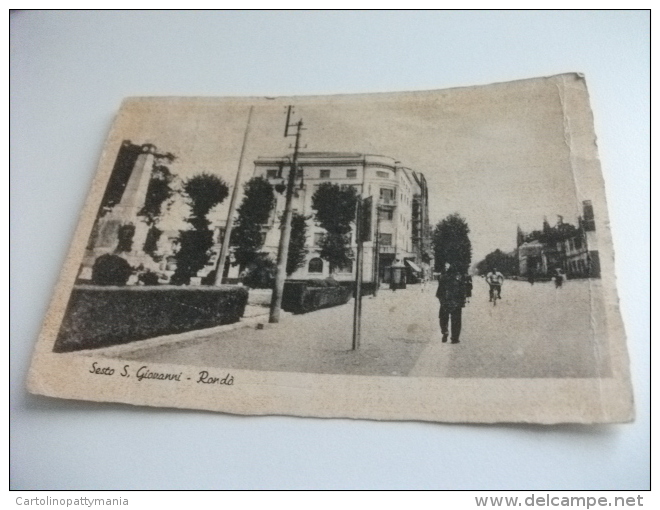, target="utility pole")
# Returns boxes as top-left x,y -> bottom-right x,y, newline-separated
214,106 -> 254,286
269,106 -> 303,323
